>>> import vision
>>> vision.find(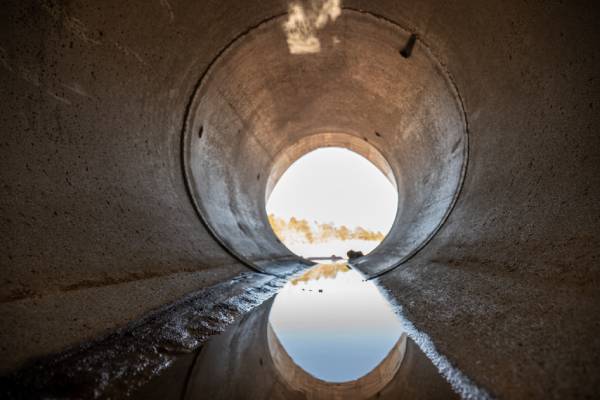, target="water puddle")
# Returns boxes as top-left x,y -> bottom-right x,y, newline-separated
268,263 -> 404,384
133,264 -> 458,400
